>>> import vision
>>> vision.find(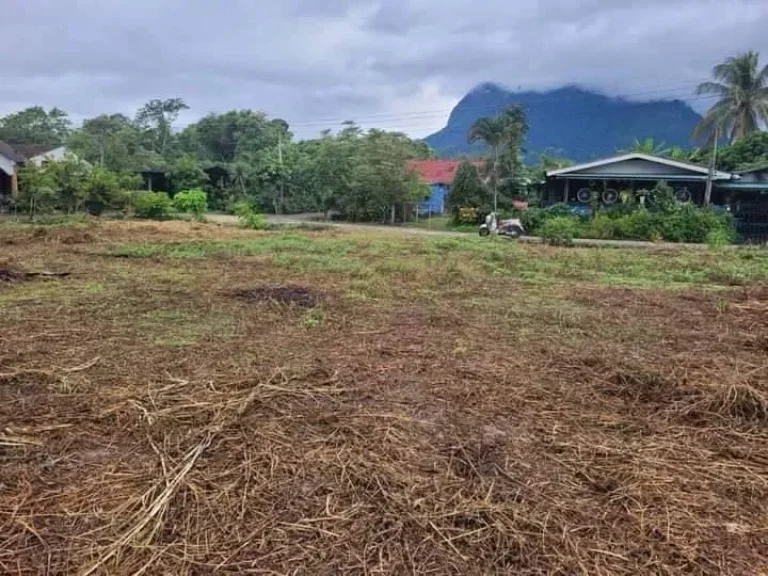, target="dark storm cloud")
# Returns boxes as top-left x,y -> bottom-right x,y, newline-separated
1,0 -> 767,138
